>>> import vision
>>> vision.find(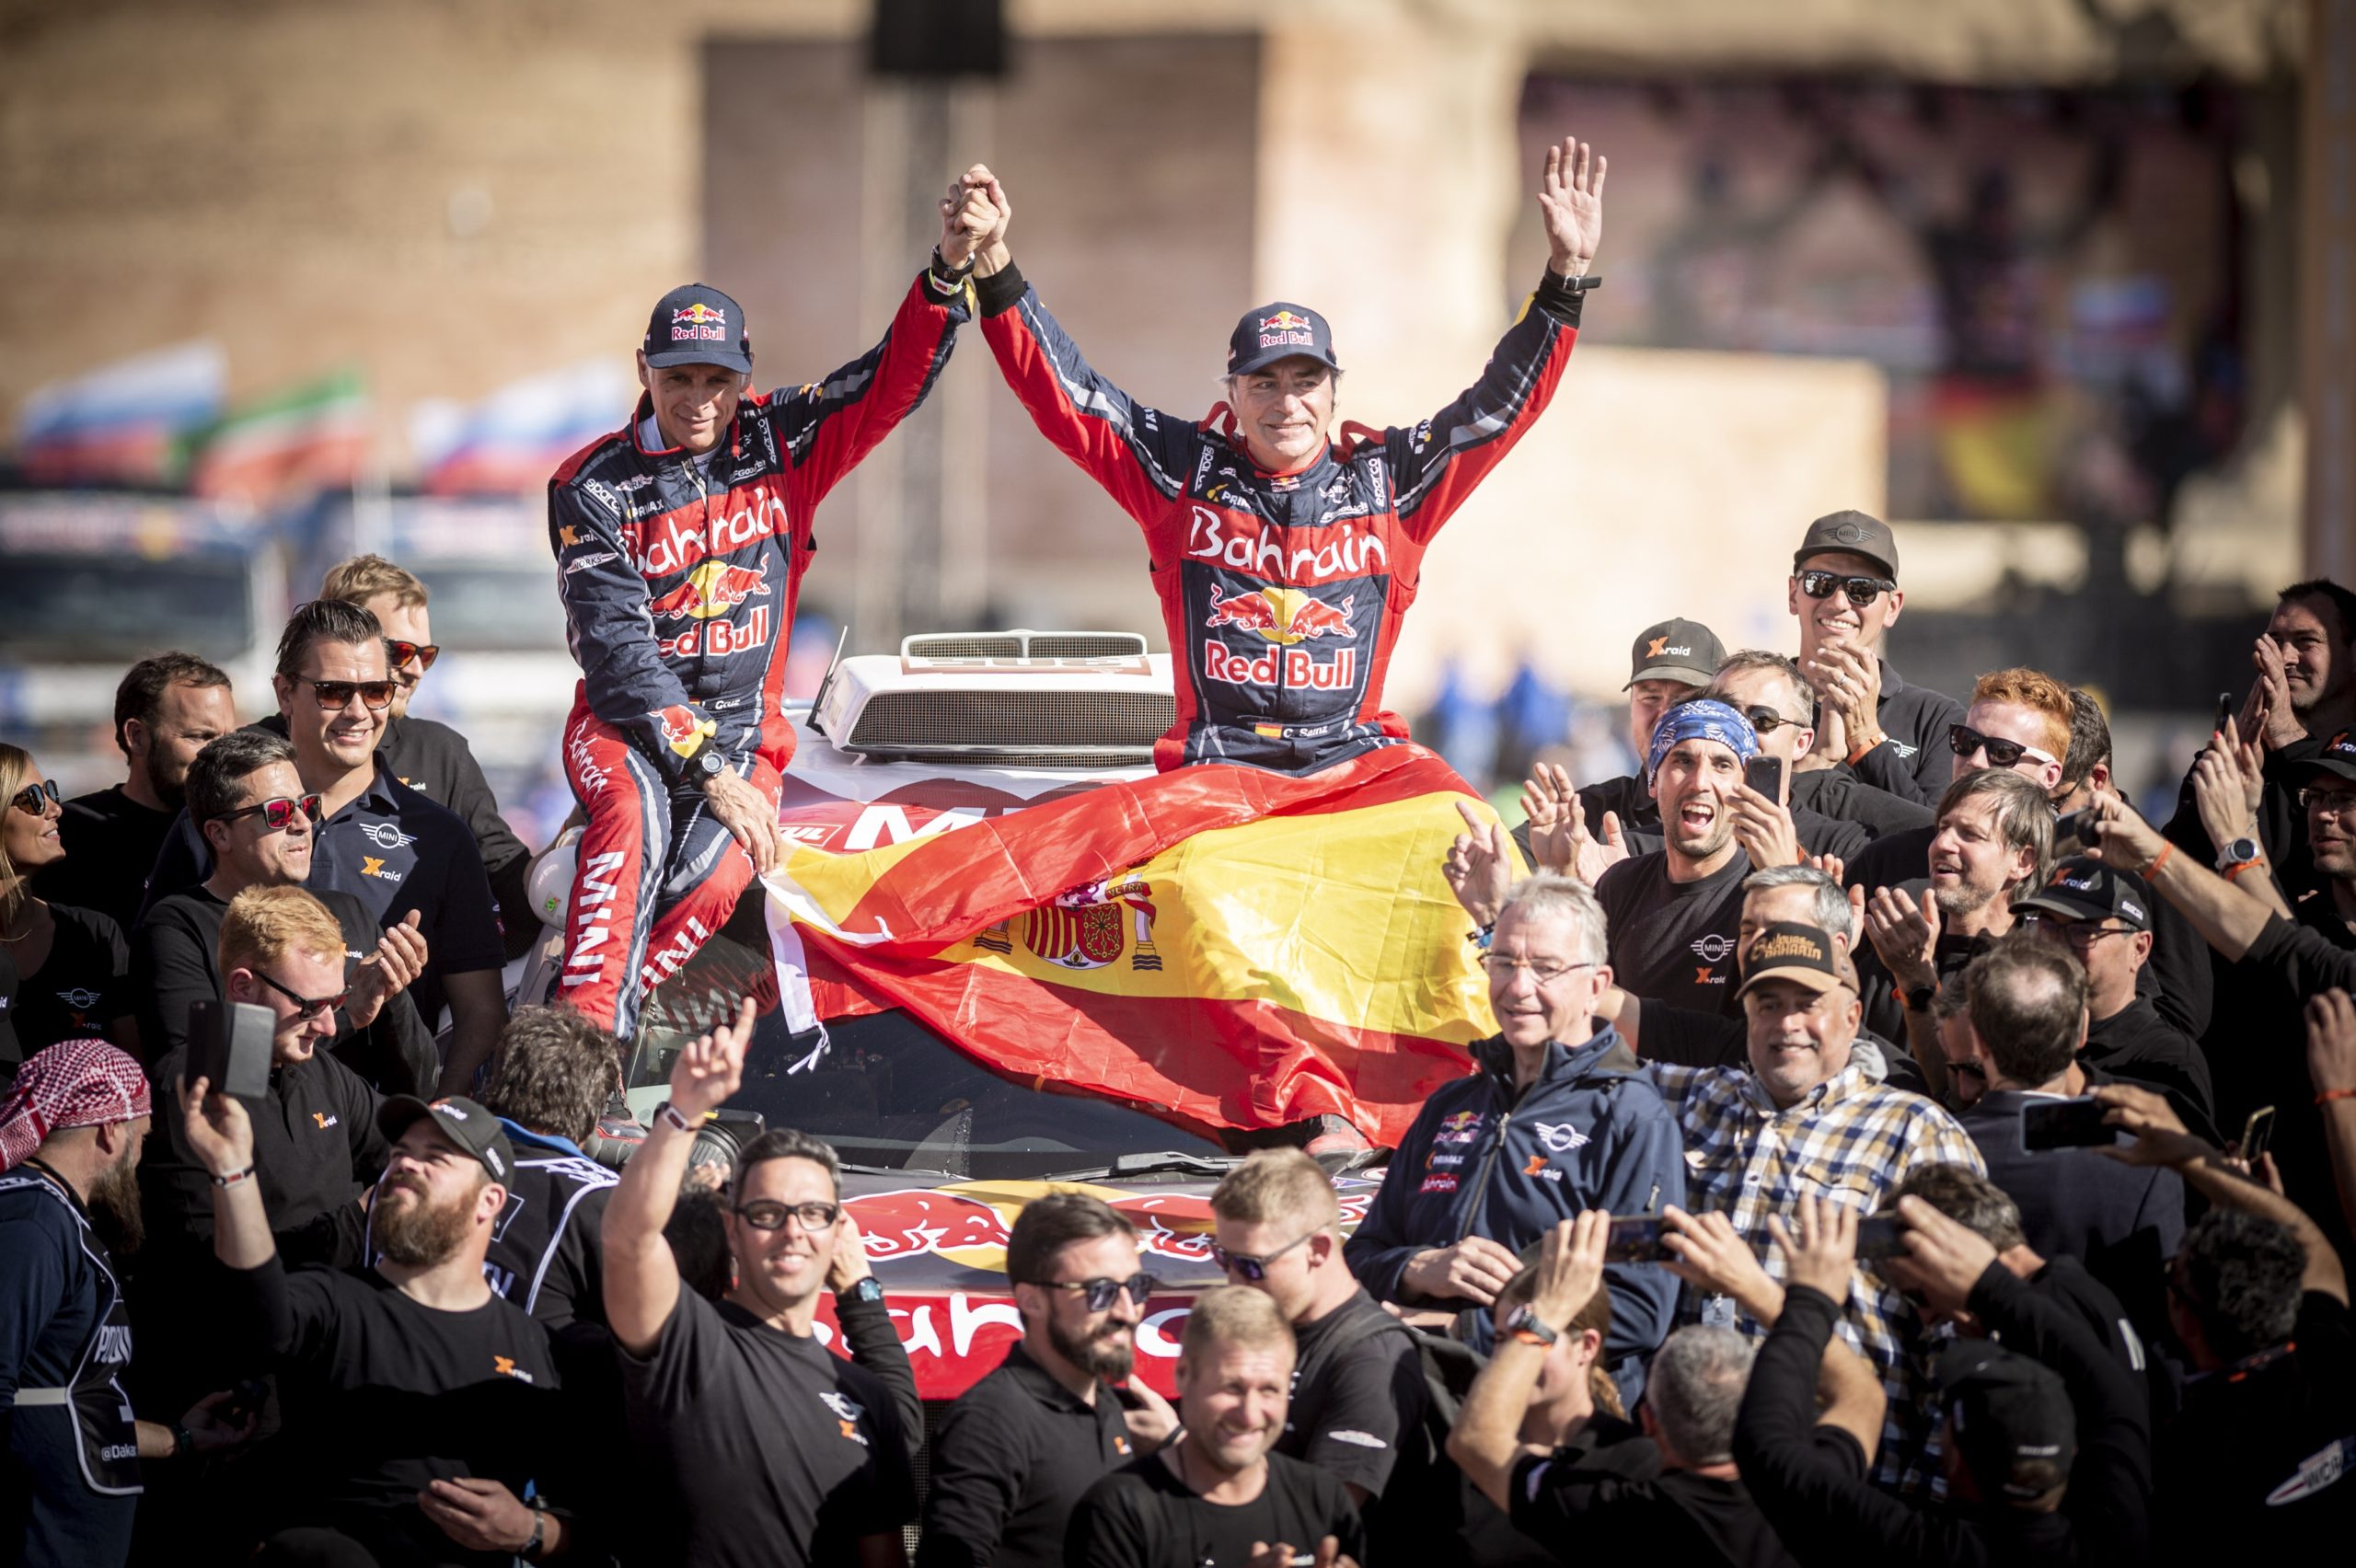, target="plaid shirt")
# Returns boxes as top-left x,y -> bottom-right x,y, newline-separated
1651,1057 -> 1984,1491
